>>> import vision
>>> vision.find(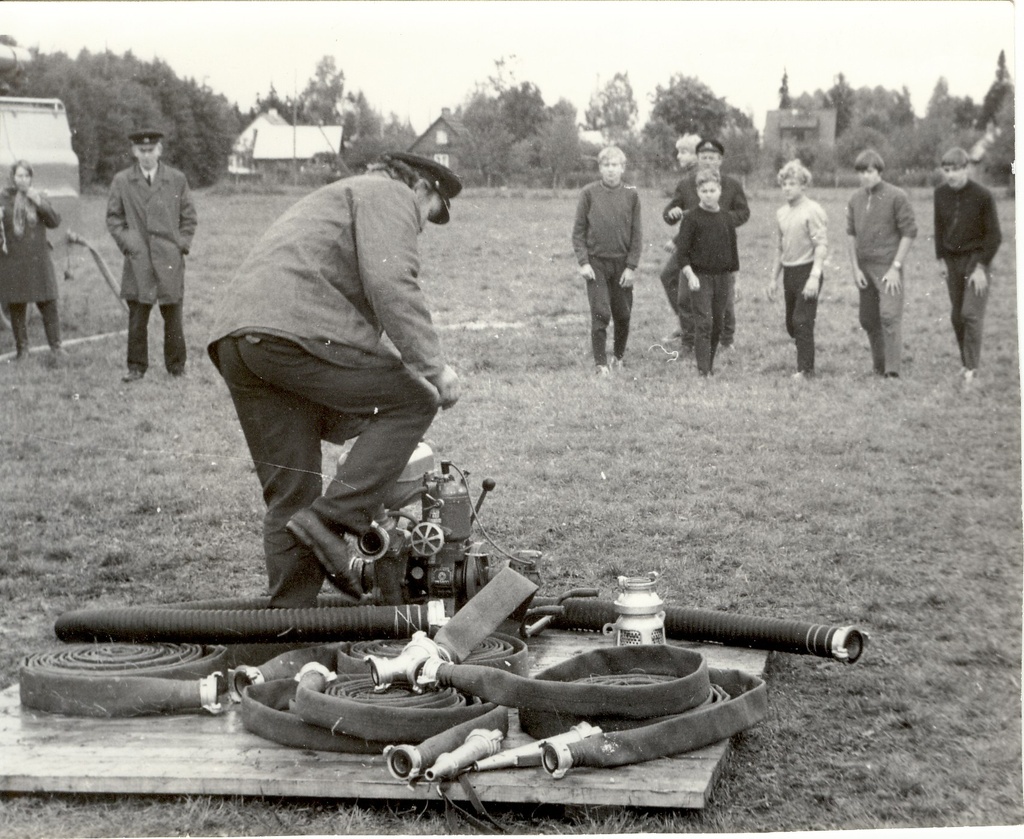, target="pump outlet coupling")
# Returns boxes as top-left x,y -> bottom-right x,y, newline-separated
424,728 -> 504,781
227,665 -> 265,703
